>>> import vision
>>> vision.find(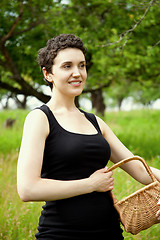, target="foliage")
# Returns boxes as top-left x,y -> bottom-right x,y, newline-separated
0,0 -> 160,111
